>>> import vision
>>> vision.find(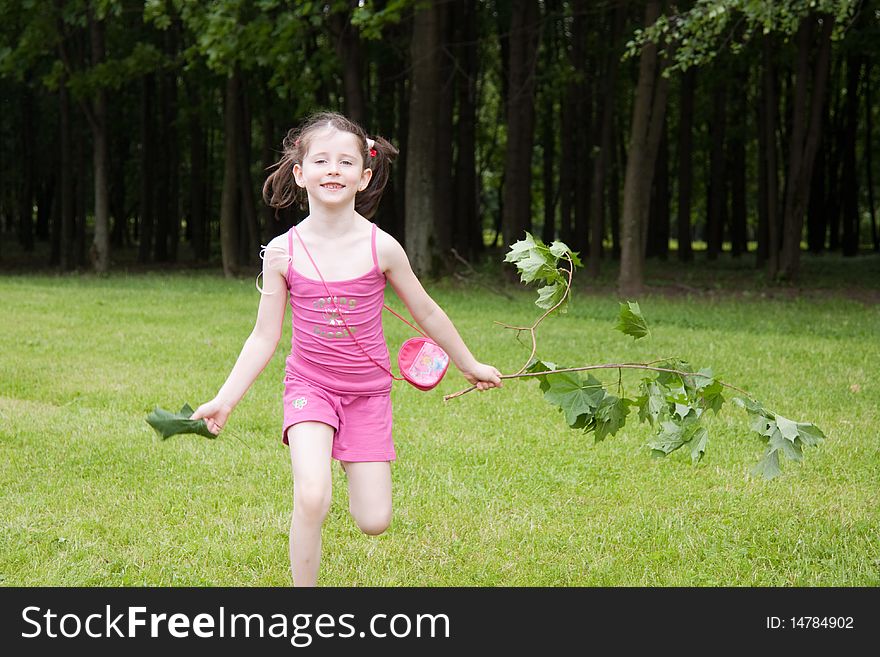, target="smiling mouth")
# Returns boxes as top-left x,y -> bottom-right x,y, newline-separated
321,183 -> 345,190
